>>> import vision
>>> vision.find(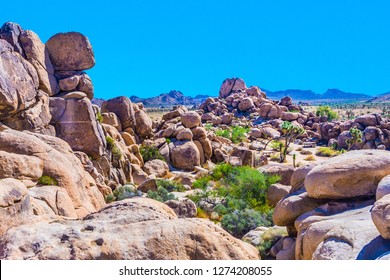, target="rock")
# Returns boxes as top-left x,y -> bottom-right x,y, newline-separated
191,127 -> 207,140
376,175 -> 390,200
29,185 -> 77,218
261,127 -> 281,139
219,78 -> 246,98
0,39 -> 38,120
132,170 -> 149,185
60,91 -> 87,99
258,163 -> 294,185
295,200 -> 390,260
0,151 -> 43,181
46,32 -> 95,71
162,106 -> 187,121
165,199 -> 197,218
290,163 -> 317,193
18,30 -> 59,96
273,189 -> 326,227
275,237 -> 296,260
267,183 -> 292,207
281,112 -> 300,121
280,96 -> 292,106
137,179 -> 157,192
0,22 -> 25,56
170,141 -> 201,171
101,96 -> 135,129
238,97 -> 254,111
76,73 -> 94,100
305,150 -> 390,199
231,146 -> 254,166
102,112 -> 121,131
0,127 -> 105,217
51,97 -> 105,159
181,111 -> 201,129
176,128 -> 193,141
221,113 -> 233,125
0,198 -> 259,260
371,194 -> 390,239
354,114 -> 379,128
2,90 -> 53,135
0,178 -> 33,236
135,110 -> 152,138
337,131 -> 353,149
194,140 -> 205,165
143,160 -> 169,177
58,75 -> 80,91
